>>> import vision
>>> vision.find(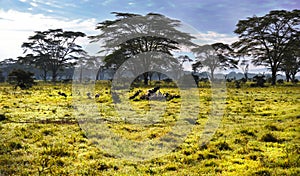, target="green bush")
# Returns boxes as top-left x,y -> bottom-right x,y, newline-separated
260,133 -> 279,143
7,69 -> 35,89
